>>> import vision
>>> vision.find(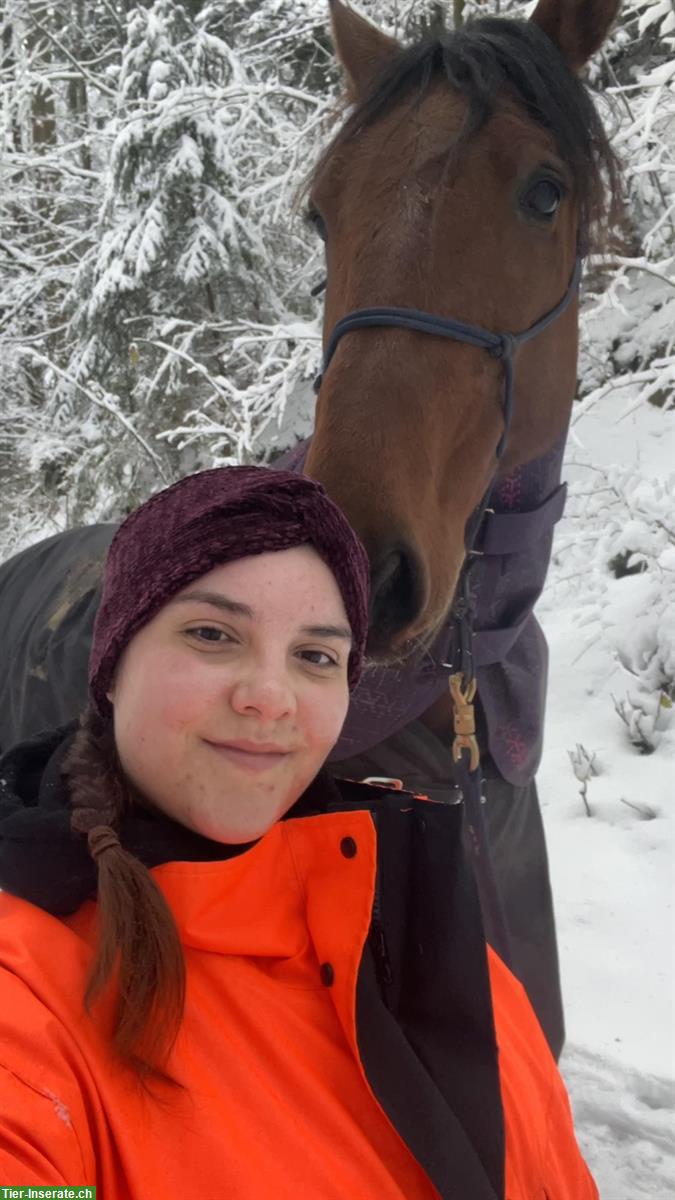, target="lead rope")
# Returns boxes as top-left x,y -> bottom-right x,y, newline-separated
446,536 -> 514,967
